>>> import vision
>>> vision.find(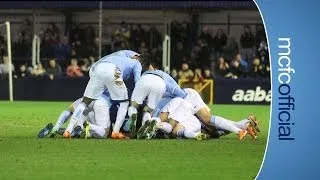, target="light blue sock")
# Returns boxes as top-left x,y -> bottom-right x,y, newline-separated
177,127 -> 186,138
53,110 -> 71,130
210,115 -> 216,124
212,115 -> 241,134
65,102 -> 86,133
122,119 -> 130,132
